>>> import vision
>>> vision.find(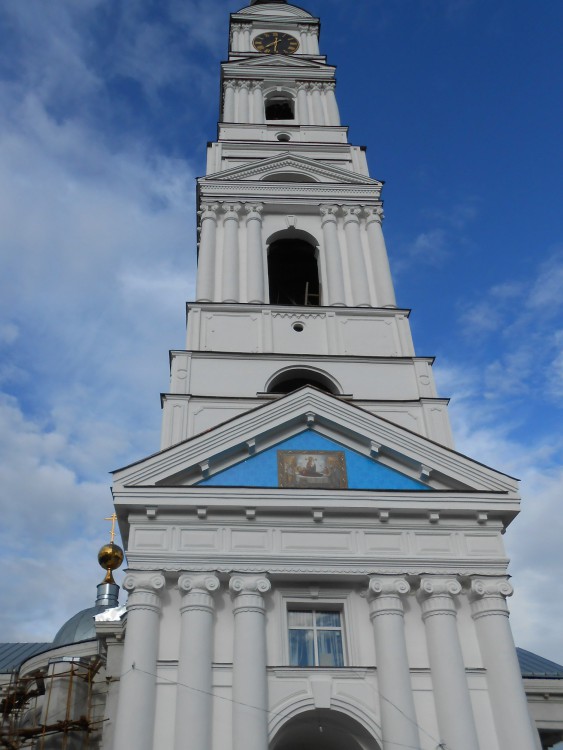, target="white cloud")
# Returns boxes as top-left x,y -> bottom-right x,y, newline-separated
436,363 -> 563,663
